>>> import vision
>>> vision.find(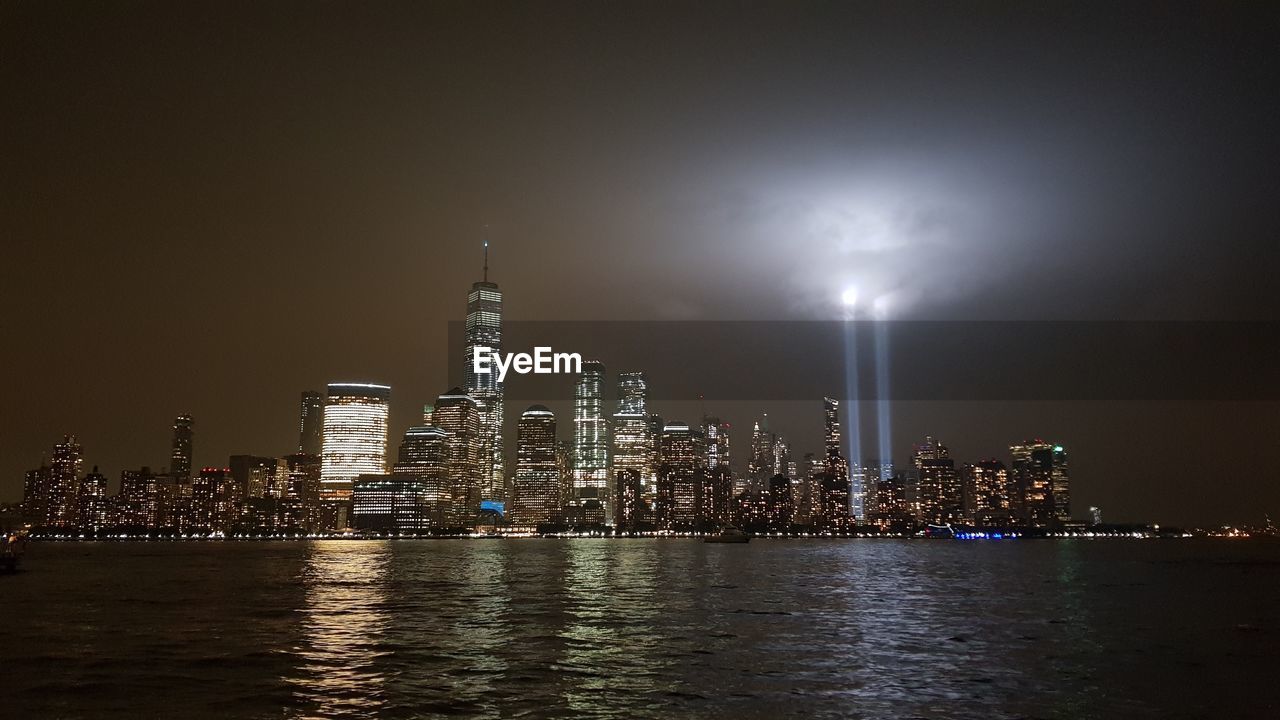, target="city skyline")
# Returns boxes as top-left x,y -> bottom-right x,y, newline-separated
4,261 -> 1273,528
4,2 -> 1278,527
